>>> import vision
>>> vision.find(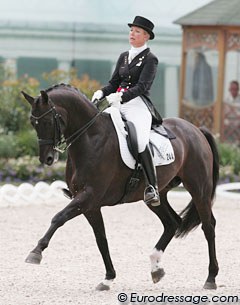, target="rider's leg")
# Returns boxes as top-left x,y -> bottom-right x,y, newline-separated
139,145 -> 160,206
121,97 -> 160,206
